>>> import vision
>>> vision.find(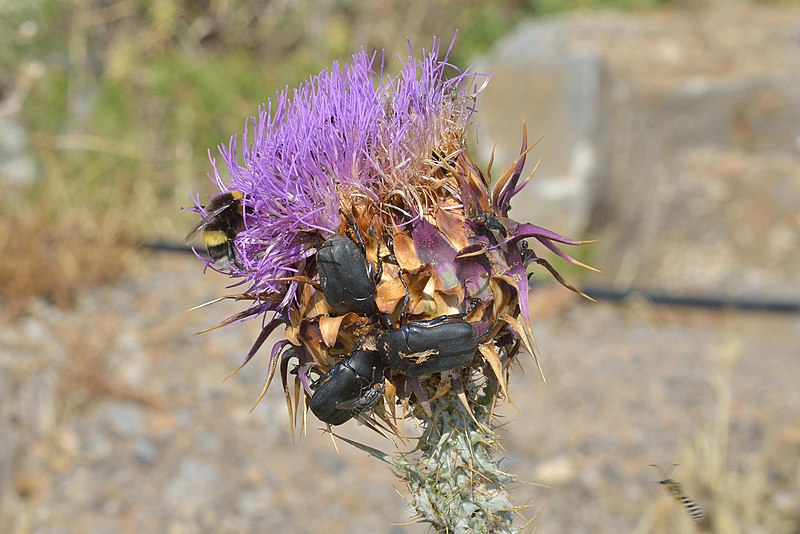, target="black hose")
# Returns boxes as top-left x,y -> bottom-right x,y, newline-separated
142,241 -> 201,256
579,285 -> 799,314
143,241 -> 800,314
